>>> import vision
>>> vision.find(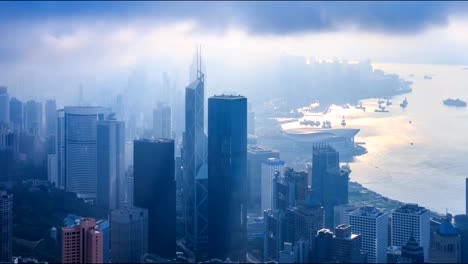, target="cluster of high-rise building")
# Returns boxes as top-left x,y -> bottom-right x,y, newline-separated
1,54 -> 468,264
